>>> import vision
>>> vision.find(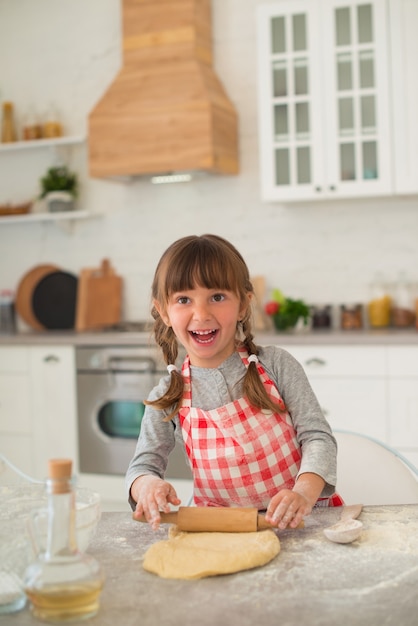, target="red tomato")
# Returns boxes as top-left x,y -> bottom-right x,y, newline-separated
264,301 -> 280,315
